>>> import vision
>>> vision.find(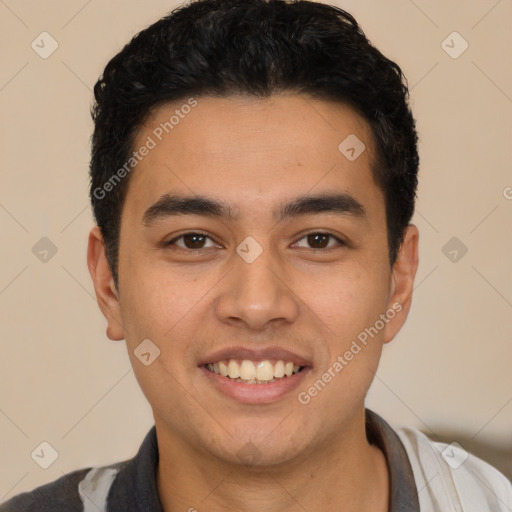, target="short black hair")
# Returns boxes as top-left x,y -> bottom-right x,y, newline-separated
90,0 -> 419,289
